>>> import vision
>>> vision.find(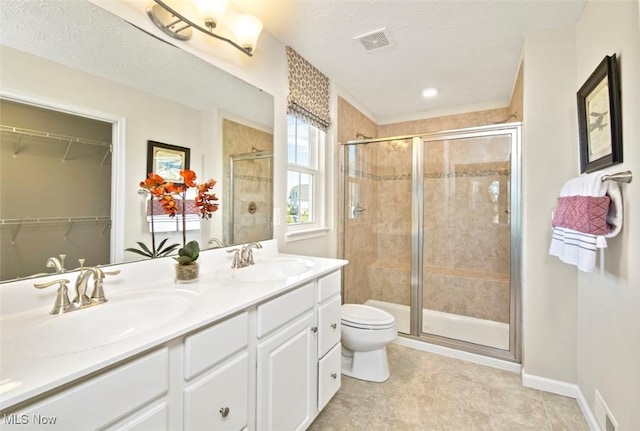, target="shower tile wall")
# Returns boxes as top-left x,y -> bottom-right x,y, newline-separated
339,97 -> 513,323
222,119 -> 273,245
